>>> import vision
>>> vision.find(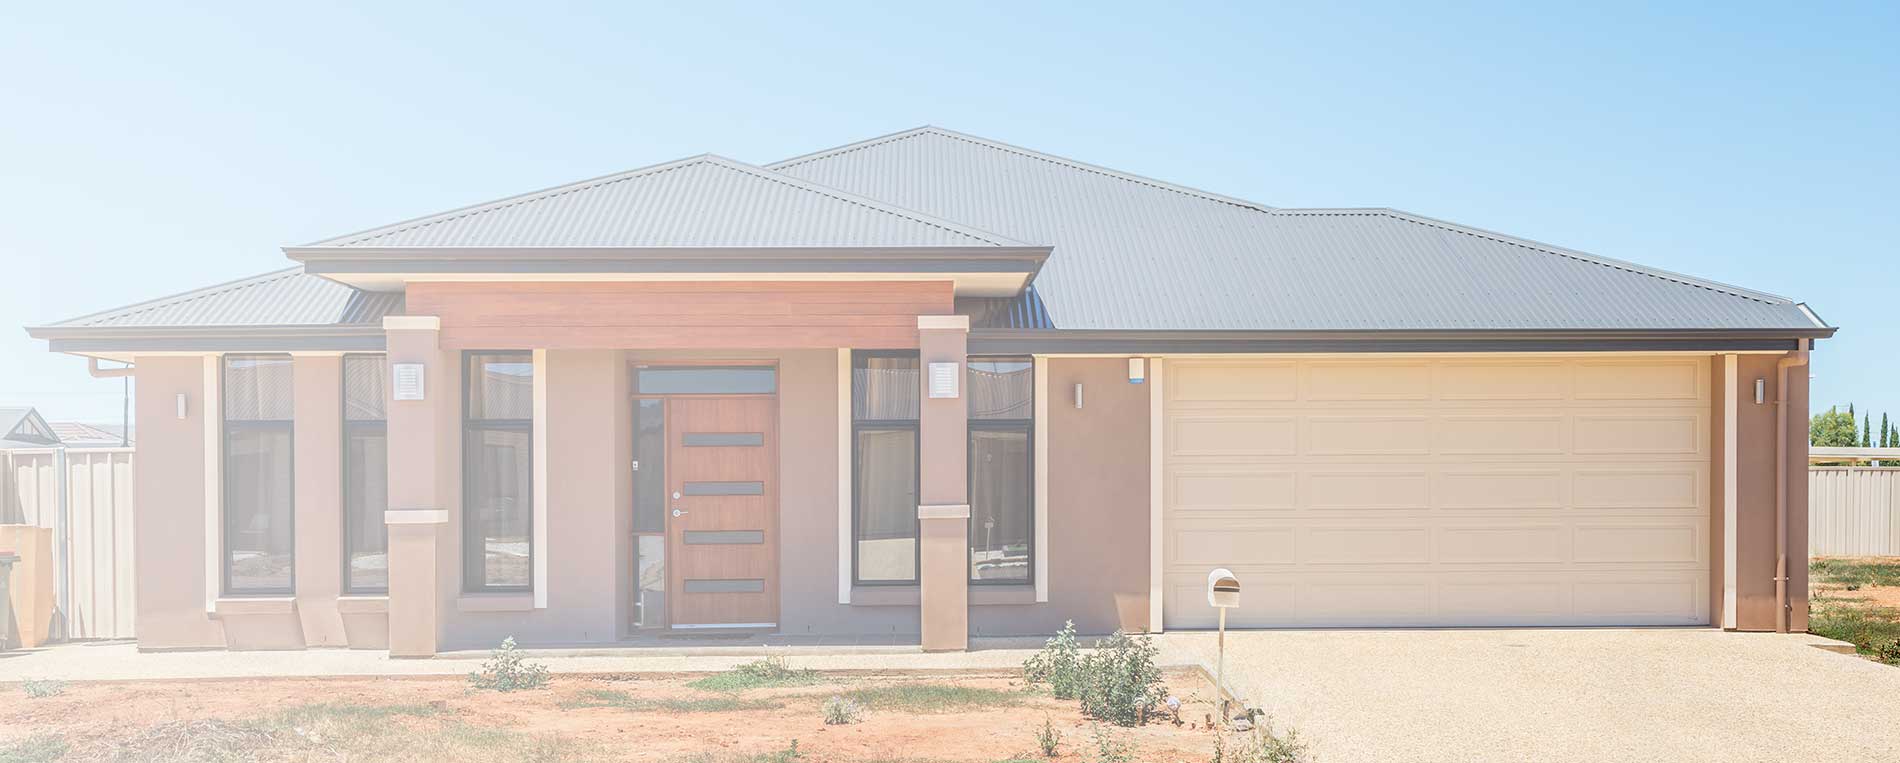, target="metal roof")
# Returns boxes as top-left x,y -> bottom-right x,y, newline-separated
0,407 -> 60,450
304,154 -> 1025,249
772,126 -> 1826,332
37,268 -> 400,329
